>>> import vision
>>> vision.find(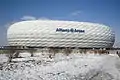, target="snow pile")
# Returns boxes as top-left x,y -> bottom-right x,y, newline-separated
0,53 -> 120,80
